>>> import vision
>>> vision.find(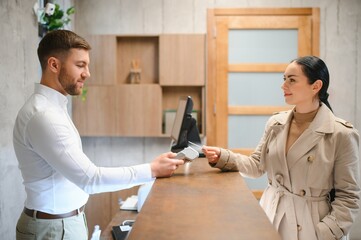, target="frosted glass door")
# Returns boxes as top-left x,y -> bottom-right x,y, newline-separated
228,30 -> 298,63
228,30 -> 298,190
207,9 -> 319,196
